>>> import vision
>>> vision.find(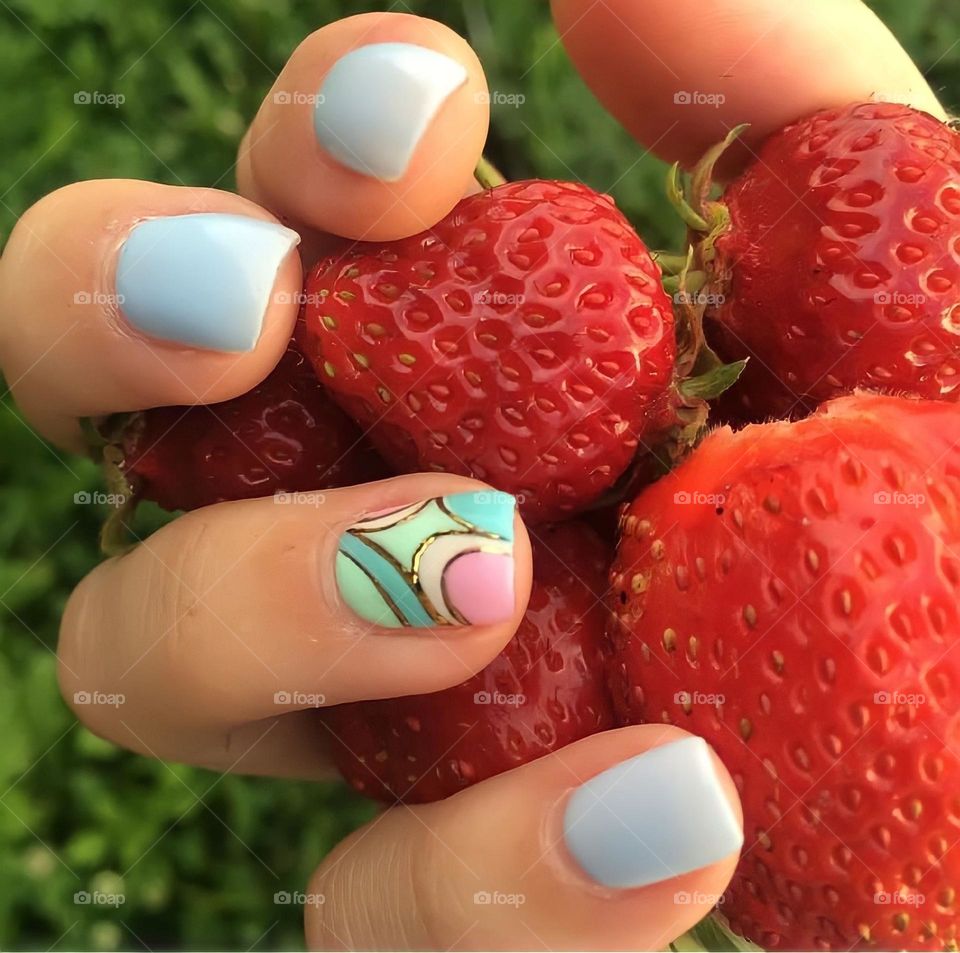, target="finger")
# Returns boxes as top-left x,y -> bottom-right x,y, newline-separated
0,180 -> 302,450
551,0 -> 945,176
57,476 -> 531,777
304,725 -> 743,951
236,12 -> 489,242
